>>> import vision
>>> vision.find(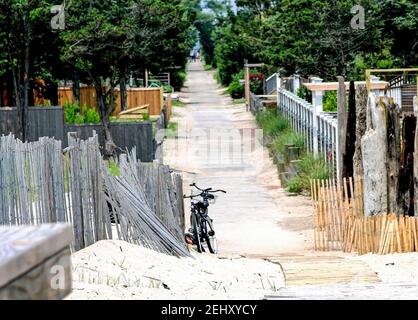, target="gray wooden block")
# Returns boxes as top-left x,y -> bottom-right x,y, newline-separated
0,224 -> 73,300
